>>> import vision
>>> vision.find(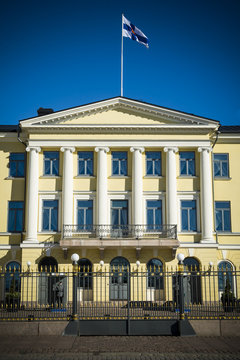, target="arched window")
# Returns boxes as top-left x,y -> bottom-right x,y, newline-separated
147,258 -> 164,289
110,256 -> 130,271
110,257 -> 130,300
38,256 -> 58,272
5,261 -> 21,297
218,261 -> 234,293
183,257 -> 200,271
78,258 -> 92,289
